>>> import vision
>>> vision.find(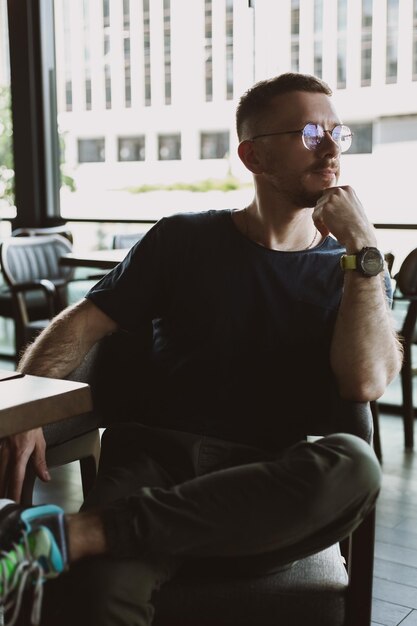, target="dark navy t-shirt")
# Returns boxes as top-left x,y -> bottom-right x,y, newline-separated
87,209 -> 385,452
